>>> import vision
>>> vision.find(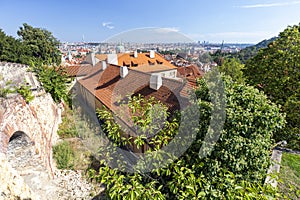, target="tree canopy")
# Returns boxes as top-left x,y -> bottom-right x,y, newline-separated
0,29 -> 22,63
0,23 -> 61,65
17,23 -> 61,65
244,23 -> 300,150
218,58 -> 245,84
